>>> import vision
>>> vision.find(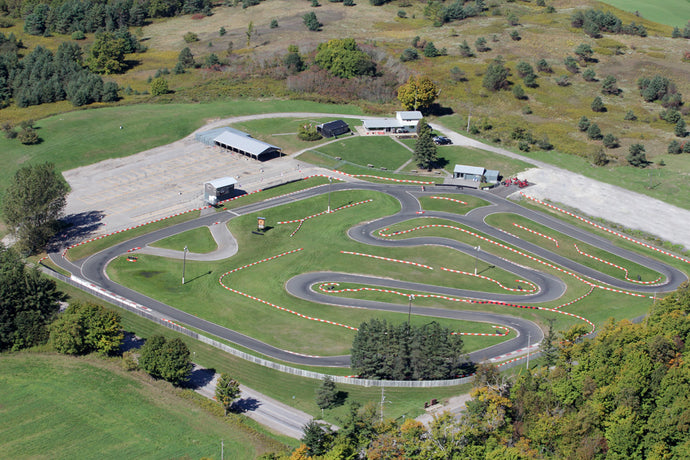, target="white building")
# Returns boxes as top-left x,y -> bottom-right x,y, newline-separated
363,111 -> 423,134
